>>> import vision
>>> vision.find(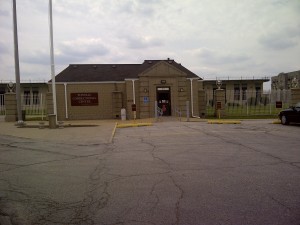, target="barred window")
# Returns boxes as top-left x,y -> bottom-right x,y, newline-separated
242,84 -> 247,100
234,84 -> 240,100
